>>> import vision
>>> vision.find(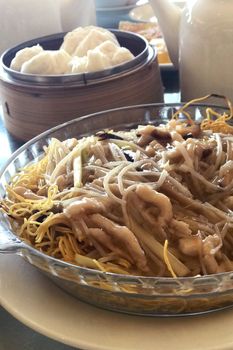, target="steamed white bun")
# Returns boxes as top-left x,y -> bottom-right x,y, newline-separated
112,47 -> 134,66
85,49 -> 112,72
70,50 -> 112,74
69,40 -> 134,74
69,56 -> 88,74
21,49 -> 71,75
61,27 -> 88,56
10,26 -> 135,76
10,45 -> 43,71
90,40 -> 118,60
73,29 -> 119,57
62,26 -> 118,57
